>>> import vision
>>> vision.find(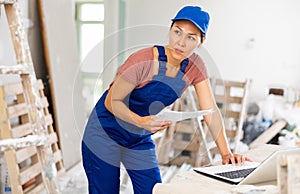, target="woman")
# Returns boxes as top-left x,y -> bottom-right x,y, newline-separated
82,5 -> 251,194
